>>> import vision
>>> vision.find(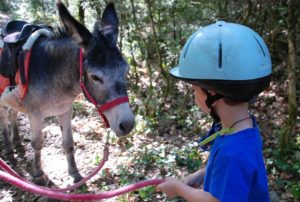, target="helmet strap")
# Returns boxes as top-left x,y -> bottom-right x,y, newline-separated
204,90 -> 223,123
